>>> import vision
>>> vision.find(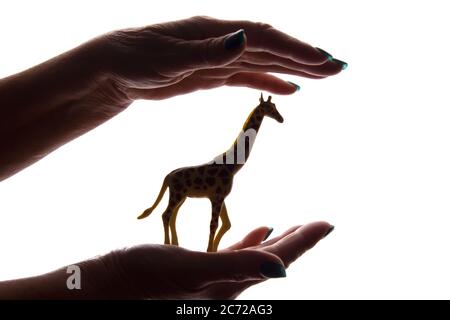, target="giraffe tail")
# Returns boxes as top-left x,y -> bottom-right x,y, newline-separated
137,176 -> 169,219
